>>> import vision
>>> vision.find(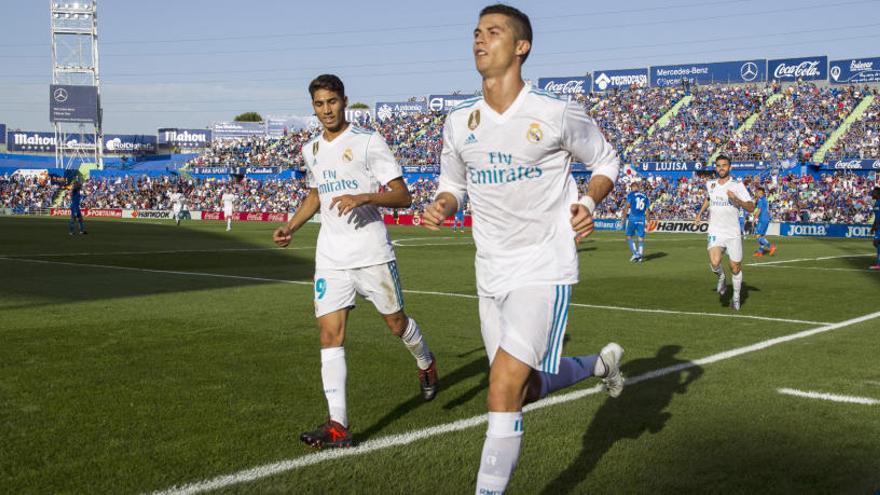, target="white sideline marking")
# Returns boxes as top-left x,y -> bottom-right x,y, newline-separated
0,257 -> 315,287
392,236 -> 706,248
750,265 -> 876,273
777,388 -> 879,405
0,257 -> 830,326
0,246 -> 311,258
148,310 -> 880,495
750,253 -> 873,266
